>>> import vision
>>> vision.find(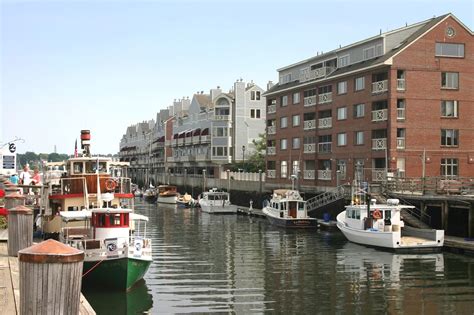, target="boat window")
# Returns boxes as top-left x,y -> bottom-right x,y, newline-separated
298,202 -> 305,211
73,162 -> 83,174
355,210 -> 360,219
281,202 -> 287,211
384,210 -> 391,220
110,214 -> 121,226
